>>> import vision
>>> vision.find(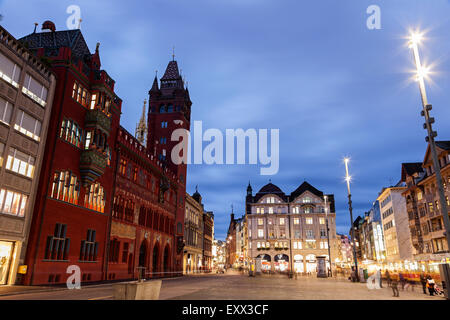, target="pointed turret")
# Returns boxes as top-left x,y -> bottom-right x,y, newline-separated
149,75 -> 160,99
150,75 -> 159,91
